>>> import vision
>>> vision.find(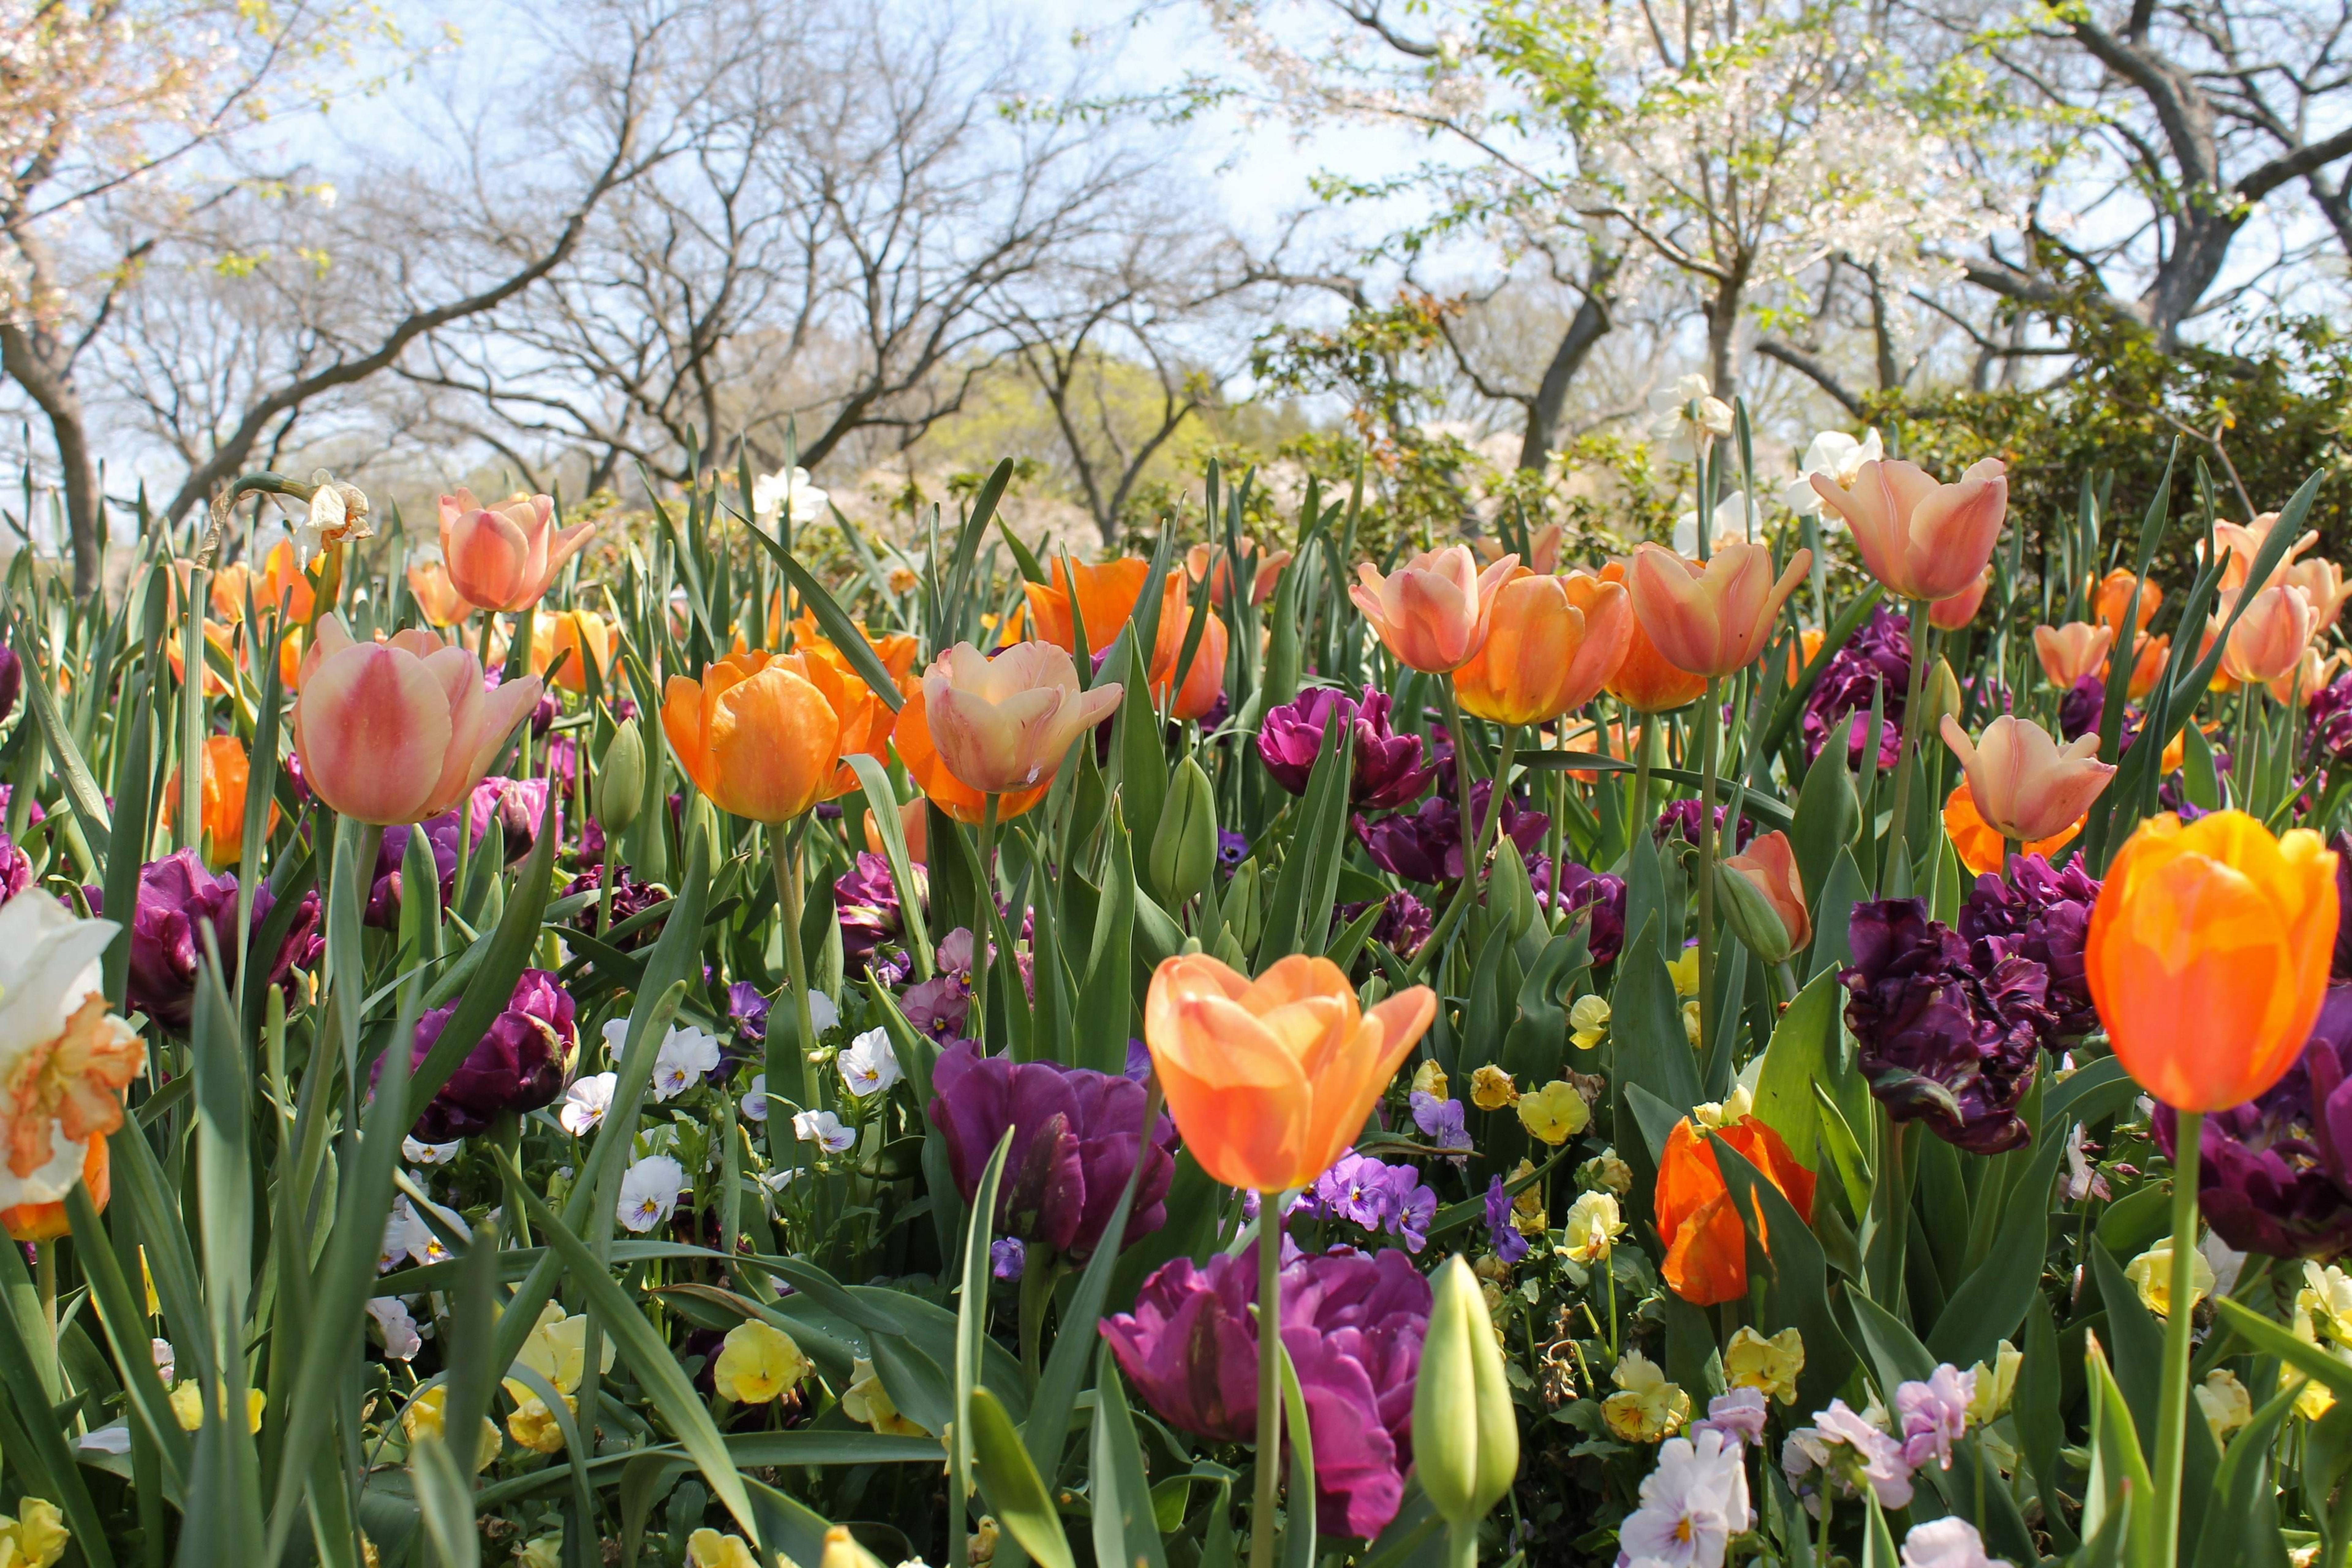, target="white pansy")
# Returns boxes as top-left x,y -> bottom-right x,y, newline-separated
752,467 -> 831,528
740,1073 -> 769,1123
1616,1427 -> 1751,1568
600,1017 -> 630,1062
805,991 -> 839,1033
366,1297 -> 423,1361
559,1072 -> 617,1136
403,1136 -> 463,1166
1782,428 -> 1885,518
152,1338 -> 175,1383
77,1424 -> 131,1455
1899,1518 -> 2010,1568
793,1110 -> 855,1154
618,1155 -> 687,1233
839,1030 -> 901,1099
650,1025 -> 723,1102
